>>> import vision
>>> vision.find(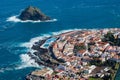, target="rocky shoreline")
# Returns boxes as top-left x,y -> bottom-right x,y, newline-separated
25,36 -> 65,80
